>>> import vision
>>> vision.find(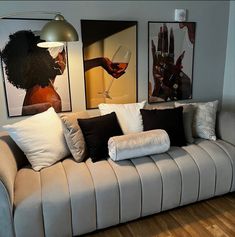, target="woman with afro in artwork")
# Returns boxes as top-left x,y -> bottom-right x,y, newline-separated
1,30 -> 66,115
